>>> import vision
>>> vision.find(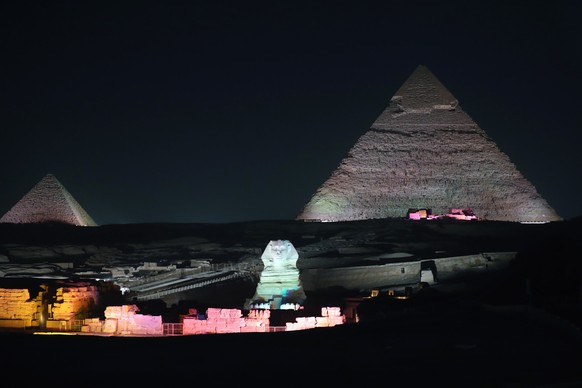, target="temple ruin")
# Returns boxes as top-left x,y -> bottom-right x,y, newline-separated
0,174 -> 97,226
296,65 -> 561,223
